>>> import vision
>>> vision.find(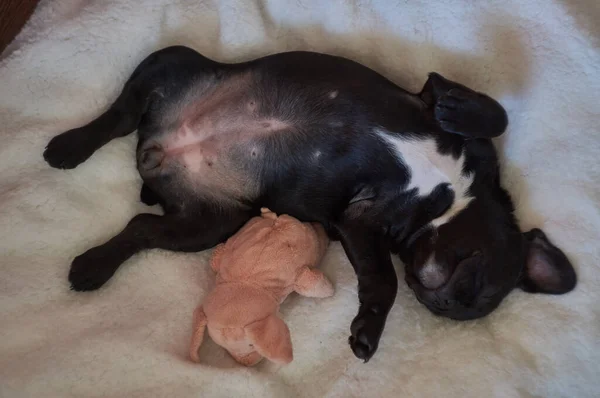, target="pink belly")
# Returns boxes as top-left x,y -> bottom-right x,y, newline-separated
151,110 -> 291,200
